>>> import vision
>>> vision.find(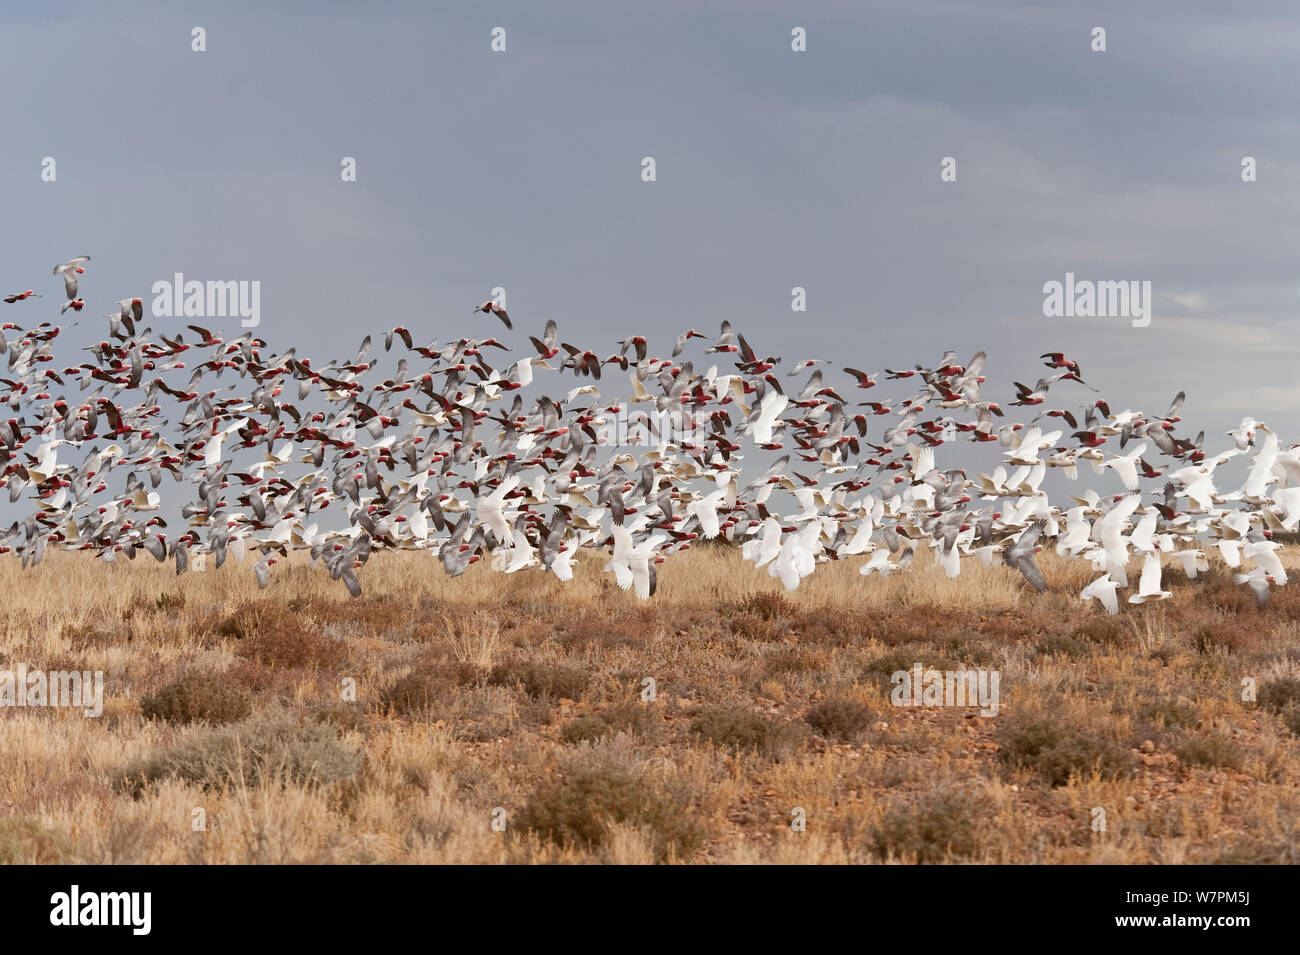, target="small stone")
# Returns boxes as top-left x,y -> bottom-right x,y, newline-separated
1140,739 -> 1155,753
